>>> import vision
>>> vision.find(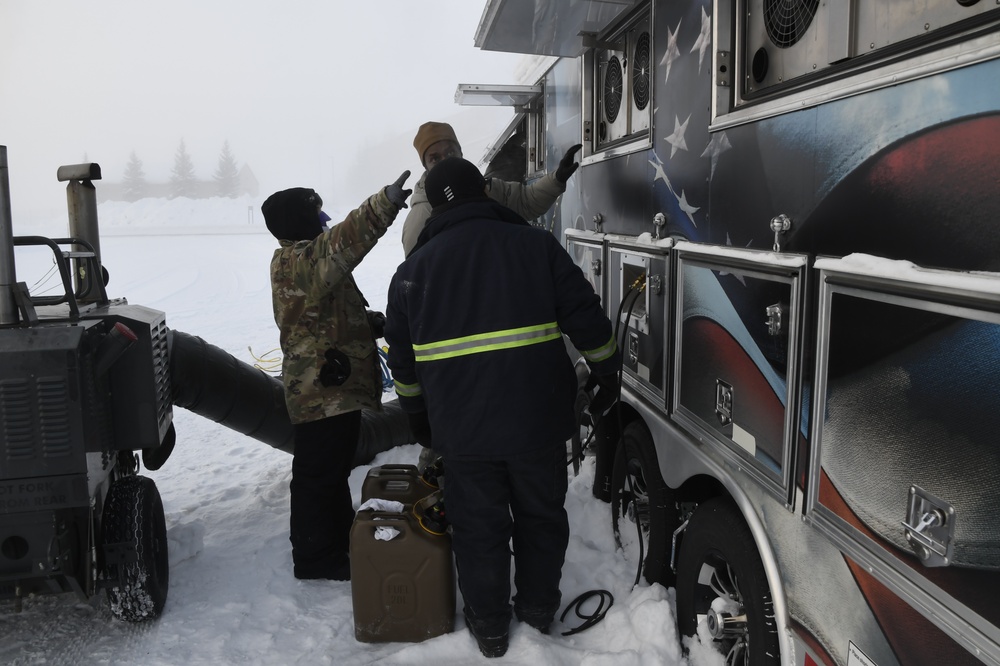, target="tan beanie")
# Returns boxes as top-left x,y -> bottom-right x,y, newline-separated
413,121 -> 459,164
